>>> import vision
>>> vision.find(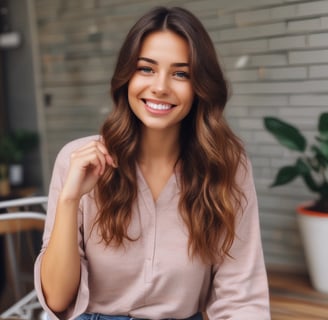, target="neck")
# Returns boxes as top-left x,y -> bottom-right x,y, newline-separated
138,127 -> 180,168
